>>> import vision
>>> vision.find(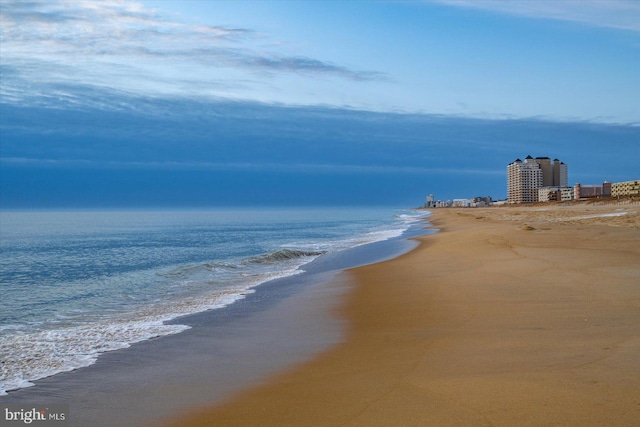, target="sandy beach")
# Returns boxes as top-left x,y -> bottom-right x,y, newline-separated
166,202 -> 640,426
